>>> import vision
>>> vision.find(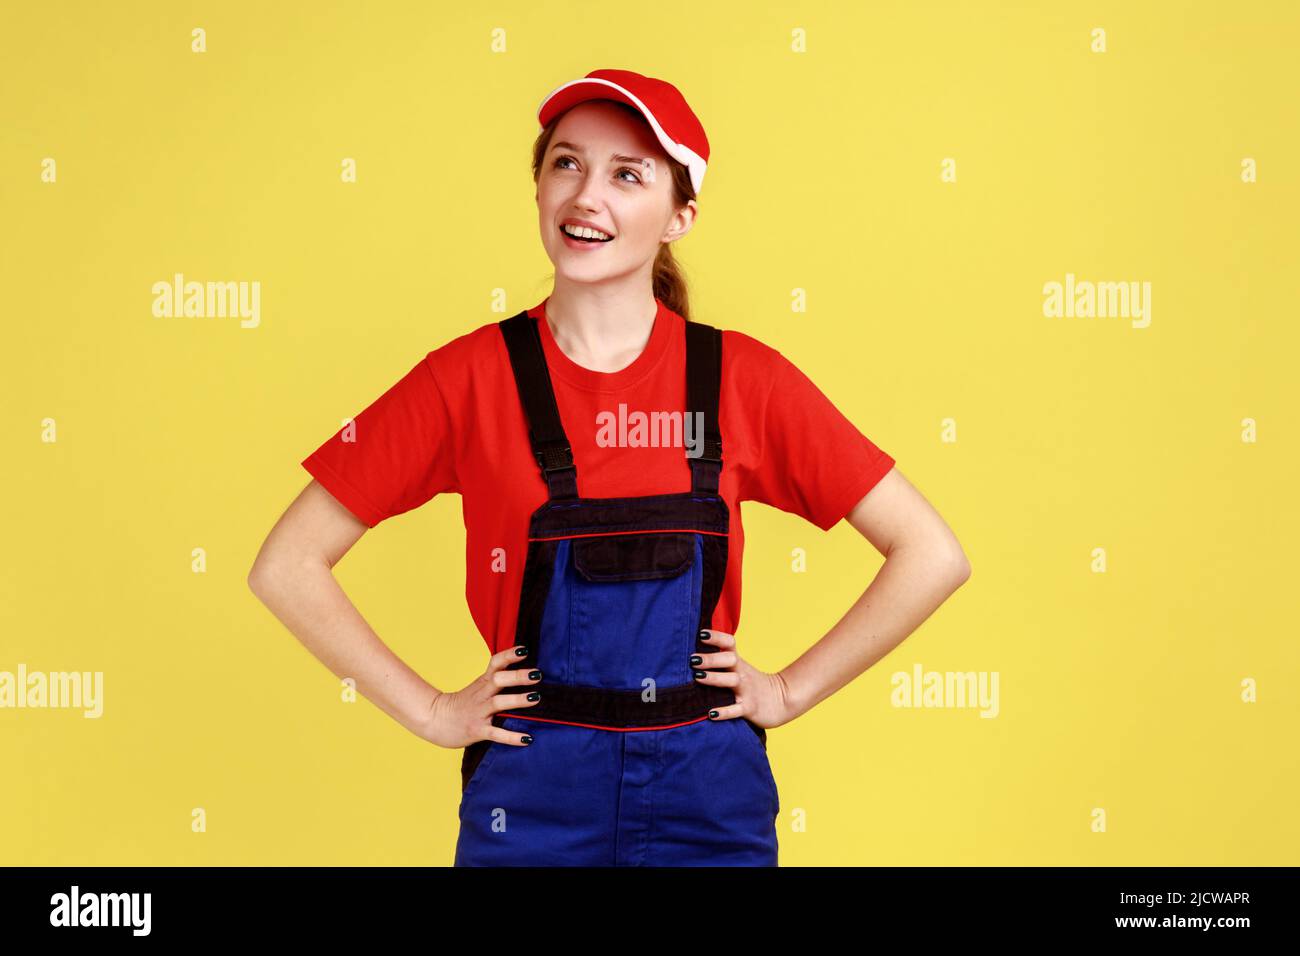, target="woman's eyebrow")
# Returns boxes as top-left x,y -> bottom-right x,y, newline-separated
550,141 -> 647,165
